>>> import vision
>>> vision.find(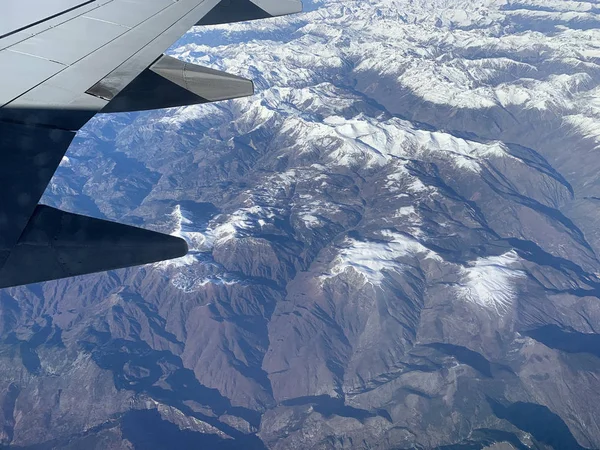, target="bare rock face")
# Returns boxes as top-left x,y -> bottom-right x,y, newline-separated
3,0 -> 600,448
